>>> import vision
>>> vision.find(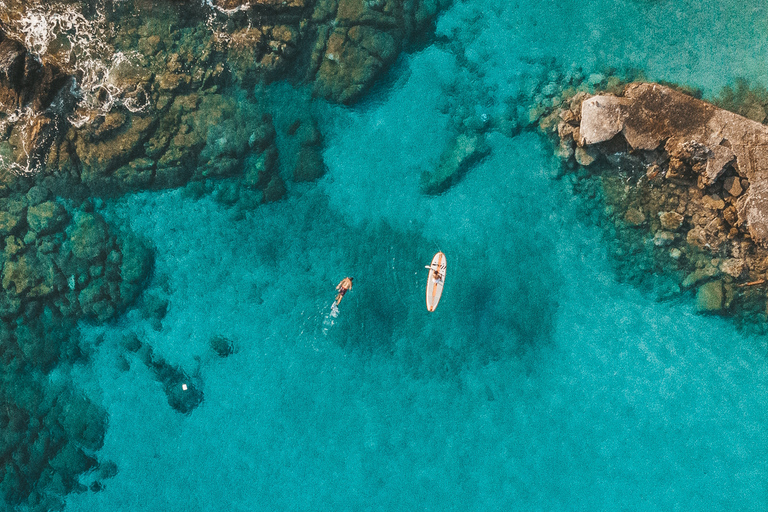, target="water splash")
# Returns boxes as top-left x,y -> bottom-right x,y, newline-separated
0,1 -> 150,174
200,0 -> 255,46
68,50 -> 150,128
202,0 -> 253,15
